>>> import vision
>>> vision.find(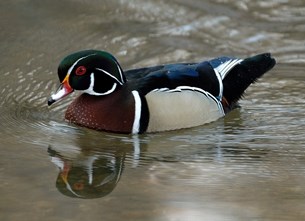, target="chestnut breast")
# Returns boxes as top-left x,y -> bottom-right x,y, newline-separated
65,91 -> 135,133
